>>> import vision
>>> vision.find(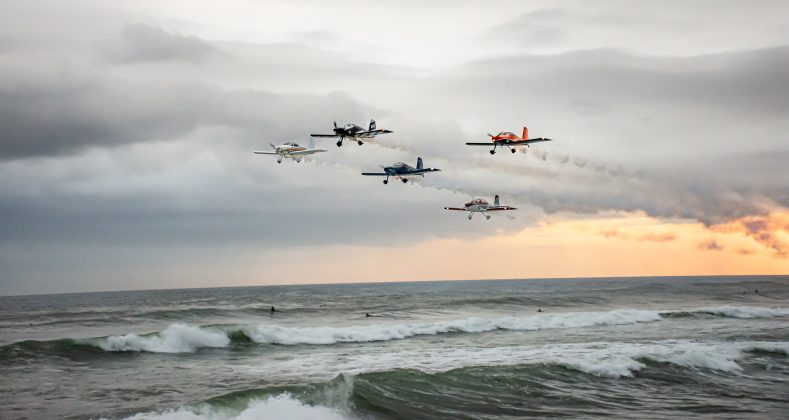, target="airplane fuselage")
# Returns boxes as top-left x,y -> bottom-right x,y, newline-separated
384,164 -> 415,175
340,124 -> 366,137
466,203 -> 489,212
465,199 -> 491,213
275,144 -> 306,154
383,164 -> 427,179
